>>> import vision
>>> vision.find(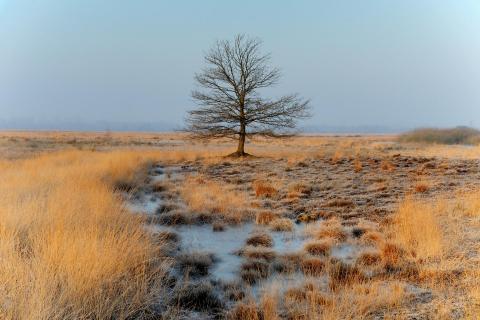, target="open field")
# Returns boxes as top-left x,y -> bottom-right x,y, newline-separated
1,132 -> 479,319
